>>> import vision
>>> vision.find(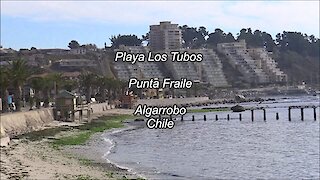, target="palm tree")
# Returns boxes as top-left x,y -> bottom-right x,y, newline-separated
79,72 -> 97,103
42,76 -> 54,108
0,67 -> 10,112
63,79 -> 78,92
49,73 -> 64,97
29,77 -> 45,109
95,76 -> 109,102
10,59 -> 30,111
